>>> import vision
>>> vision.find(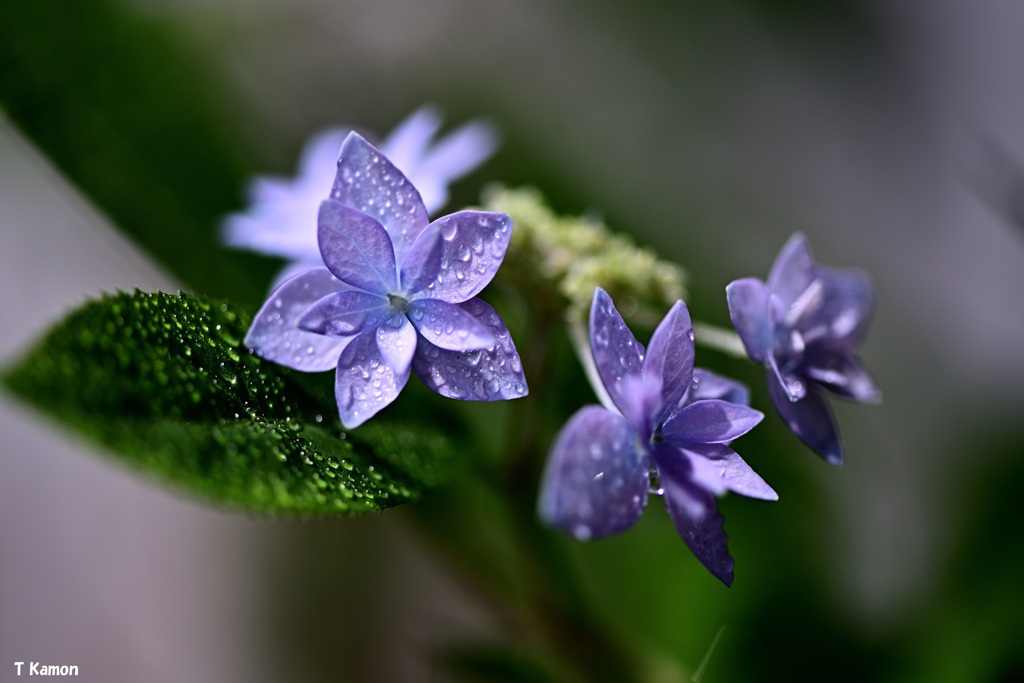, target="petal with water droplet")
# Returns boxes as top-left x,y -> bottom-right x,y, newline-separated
334,330 -> 410,429
245,268 -> 351,372
688,368 -> 750,406
376,313 -> 417,377
662,399 -> 763,445
644,300 -> 694,426
767,370 -> 843,464
412,298 -> 527,401
298,290 -> 388,337
330,132 -> 430,264
420,211 -> 512,303
653,445 -> 735,586
318,199 -> 397,294
407,298 -> 494,351
538,406 -> 649,540
589,288 -> 644,415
